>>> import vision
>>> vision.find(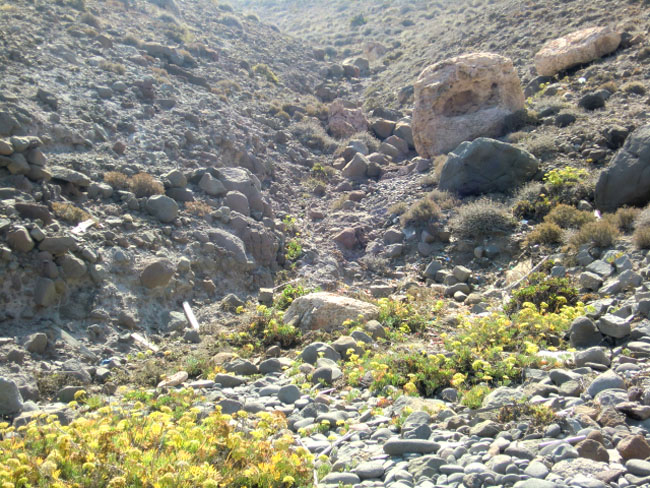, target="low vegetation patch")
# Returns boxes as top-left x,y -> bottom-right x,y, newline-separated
505,272 -> 578,315
253,63 -> 279,84
346,303 -> 583,398
0,389 -> 313,487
